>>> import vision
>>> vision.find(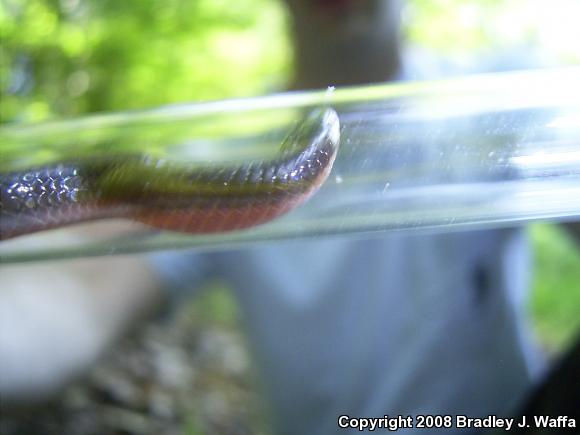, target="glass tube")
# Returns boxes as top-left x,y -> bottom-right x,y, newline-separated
1,67 -> 580,263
